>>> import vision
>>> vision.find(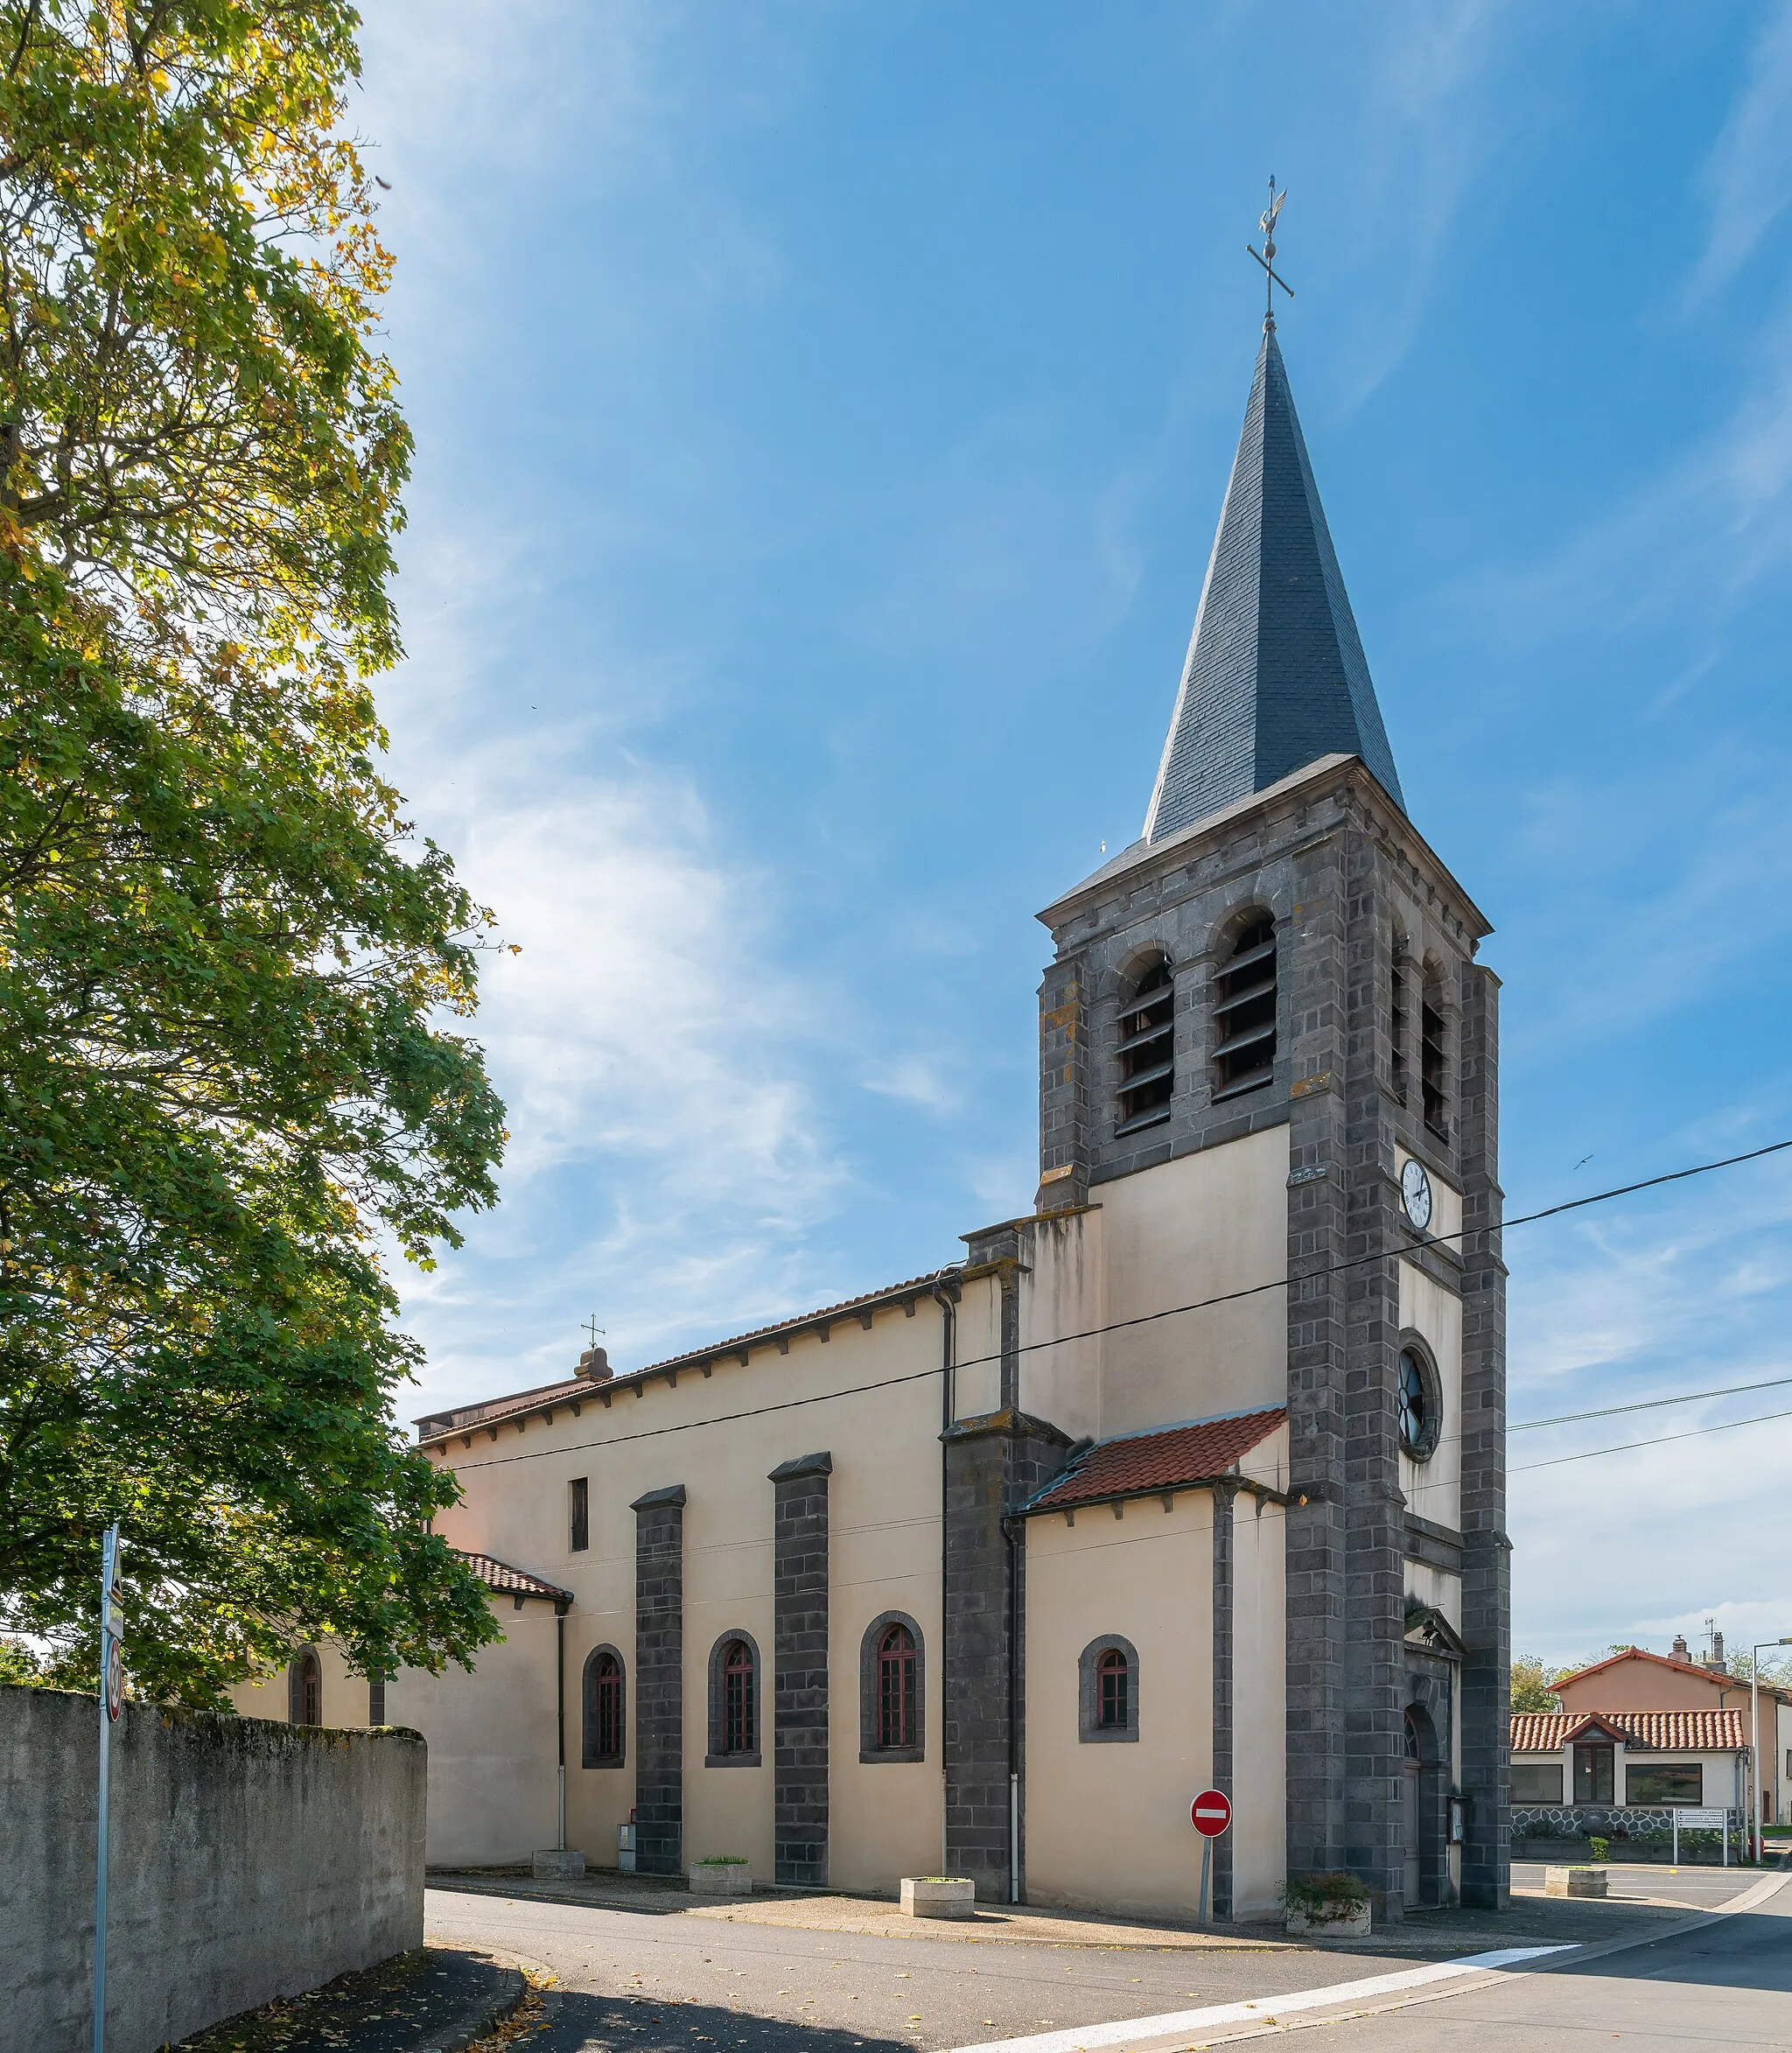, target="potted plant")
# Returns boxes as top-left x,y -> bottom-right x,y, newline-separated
1282,1872 -> 1372,1938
